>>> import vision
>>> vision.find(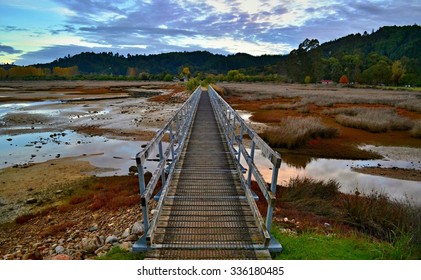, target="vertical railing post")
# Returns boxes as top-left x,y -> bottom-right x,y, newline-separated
135,156 -> 149,250
265,165 -> 280,232
237,123 -> 244,163
169,126 -> 175,168
158,141 -> 166,186
246,141 -> 256,187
